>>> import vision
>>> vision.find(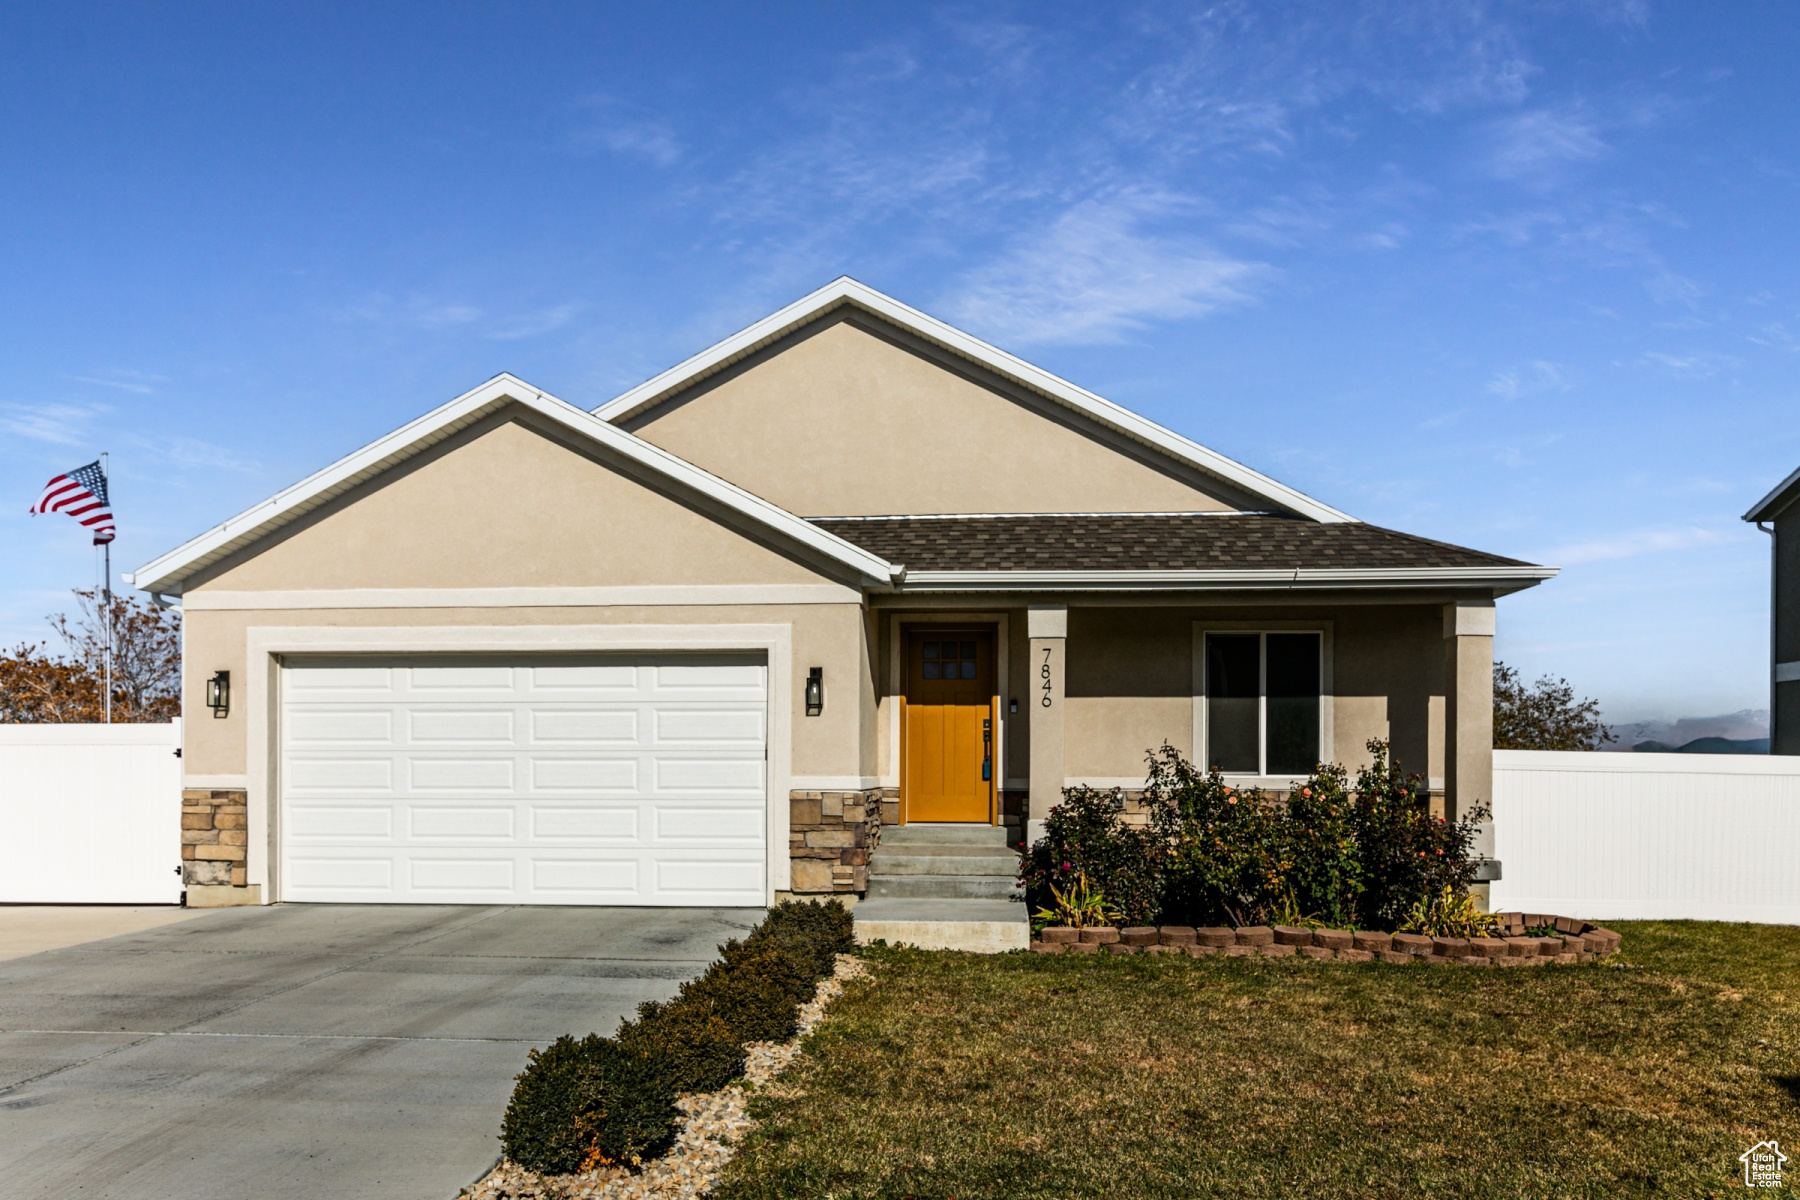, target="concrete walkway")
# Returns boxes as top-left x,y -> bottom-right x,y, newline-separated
0,903 -> 758,1200
0,906 -> 208,961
